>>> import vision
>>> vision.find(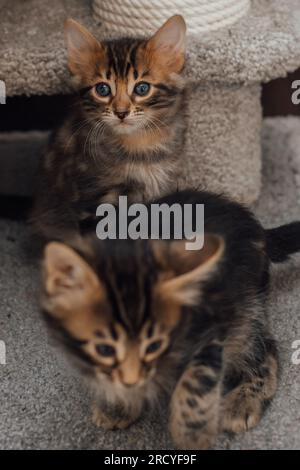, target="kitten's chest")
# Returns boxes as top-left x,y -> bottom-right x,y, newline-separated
71,160 -> 178,216
122,160 -> 179,202
92,160 -> 179,206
